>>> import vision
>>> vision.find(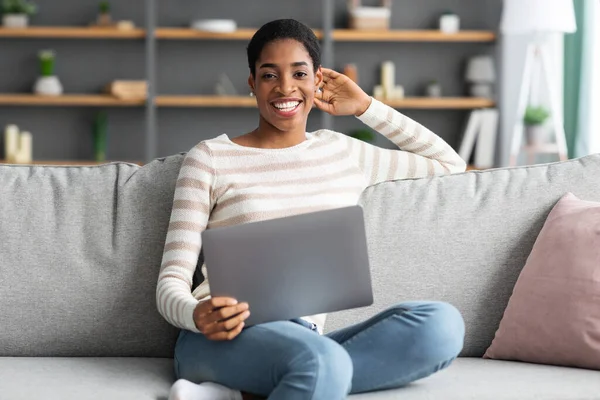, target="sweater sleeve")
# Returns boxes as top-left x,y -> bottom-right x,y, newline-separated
156,142 -> 216,332
348,97 -> 467,185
